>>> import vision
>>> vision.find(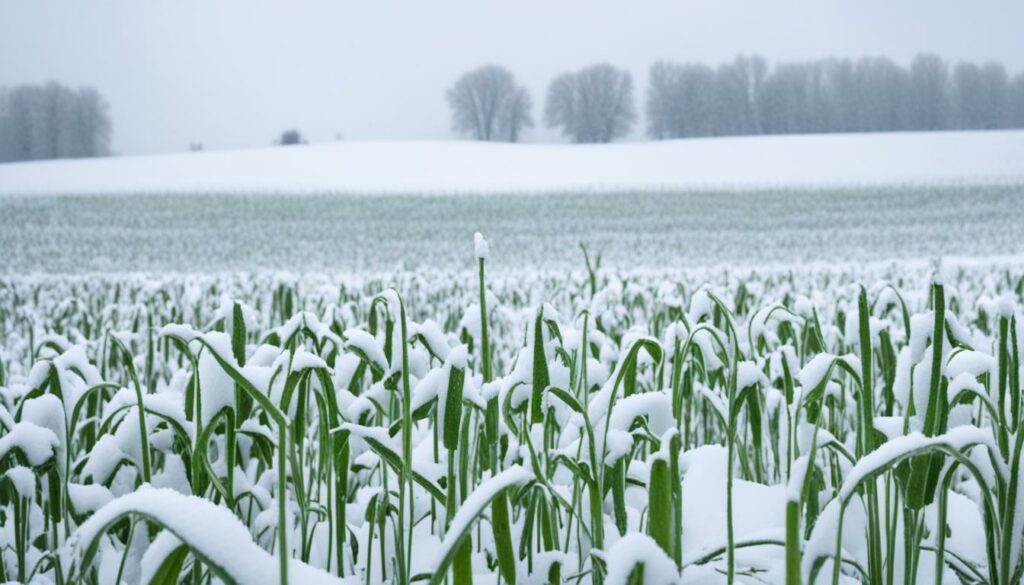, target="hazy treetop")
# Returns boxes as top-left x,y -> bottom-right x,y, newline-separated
1,0 -> 1021,155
